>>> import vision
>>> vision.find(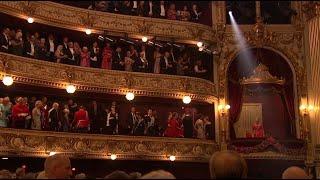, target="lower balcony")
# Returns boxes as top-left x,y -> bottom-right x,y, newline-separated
0,128 -> 218,162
